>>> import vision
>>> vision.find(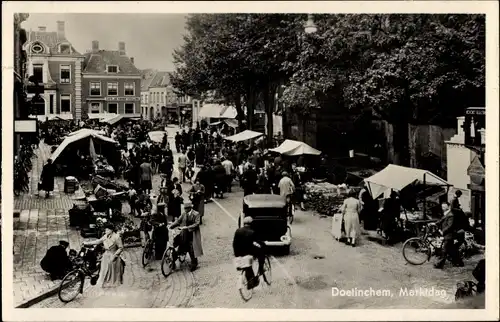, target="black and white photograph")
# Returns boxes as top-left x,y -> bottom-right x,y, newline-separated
2,1 -> 499,321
